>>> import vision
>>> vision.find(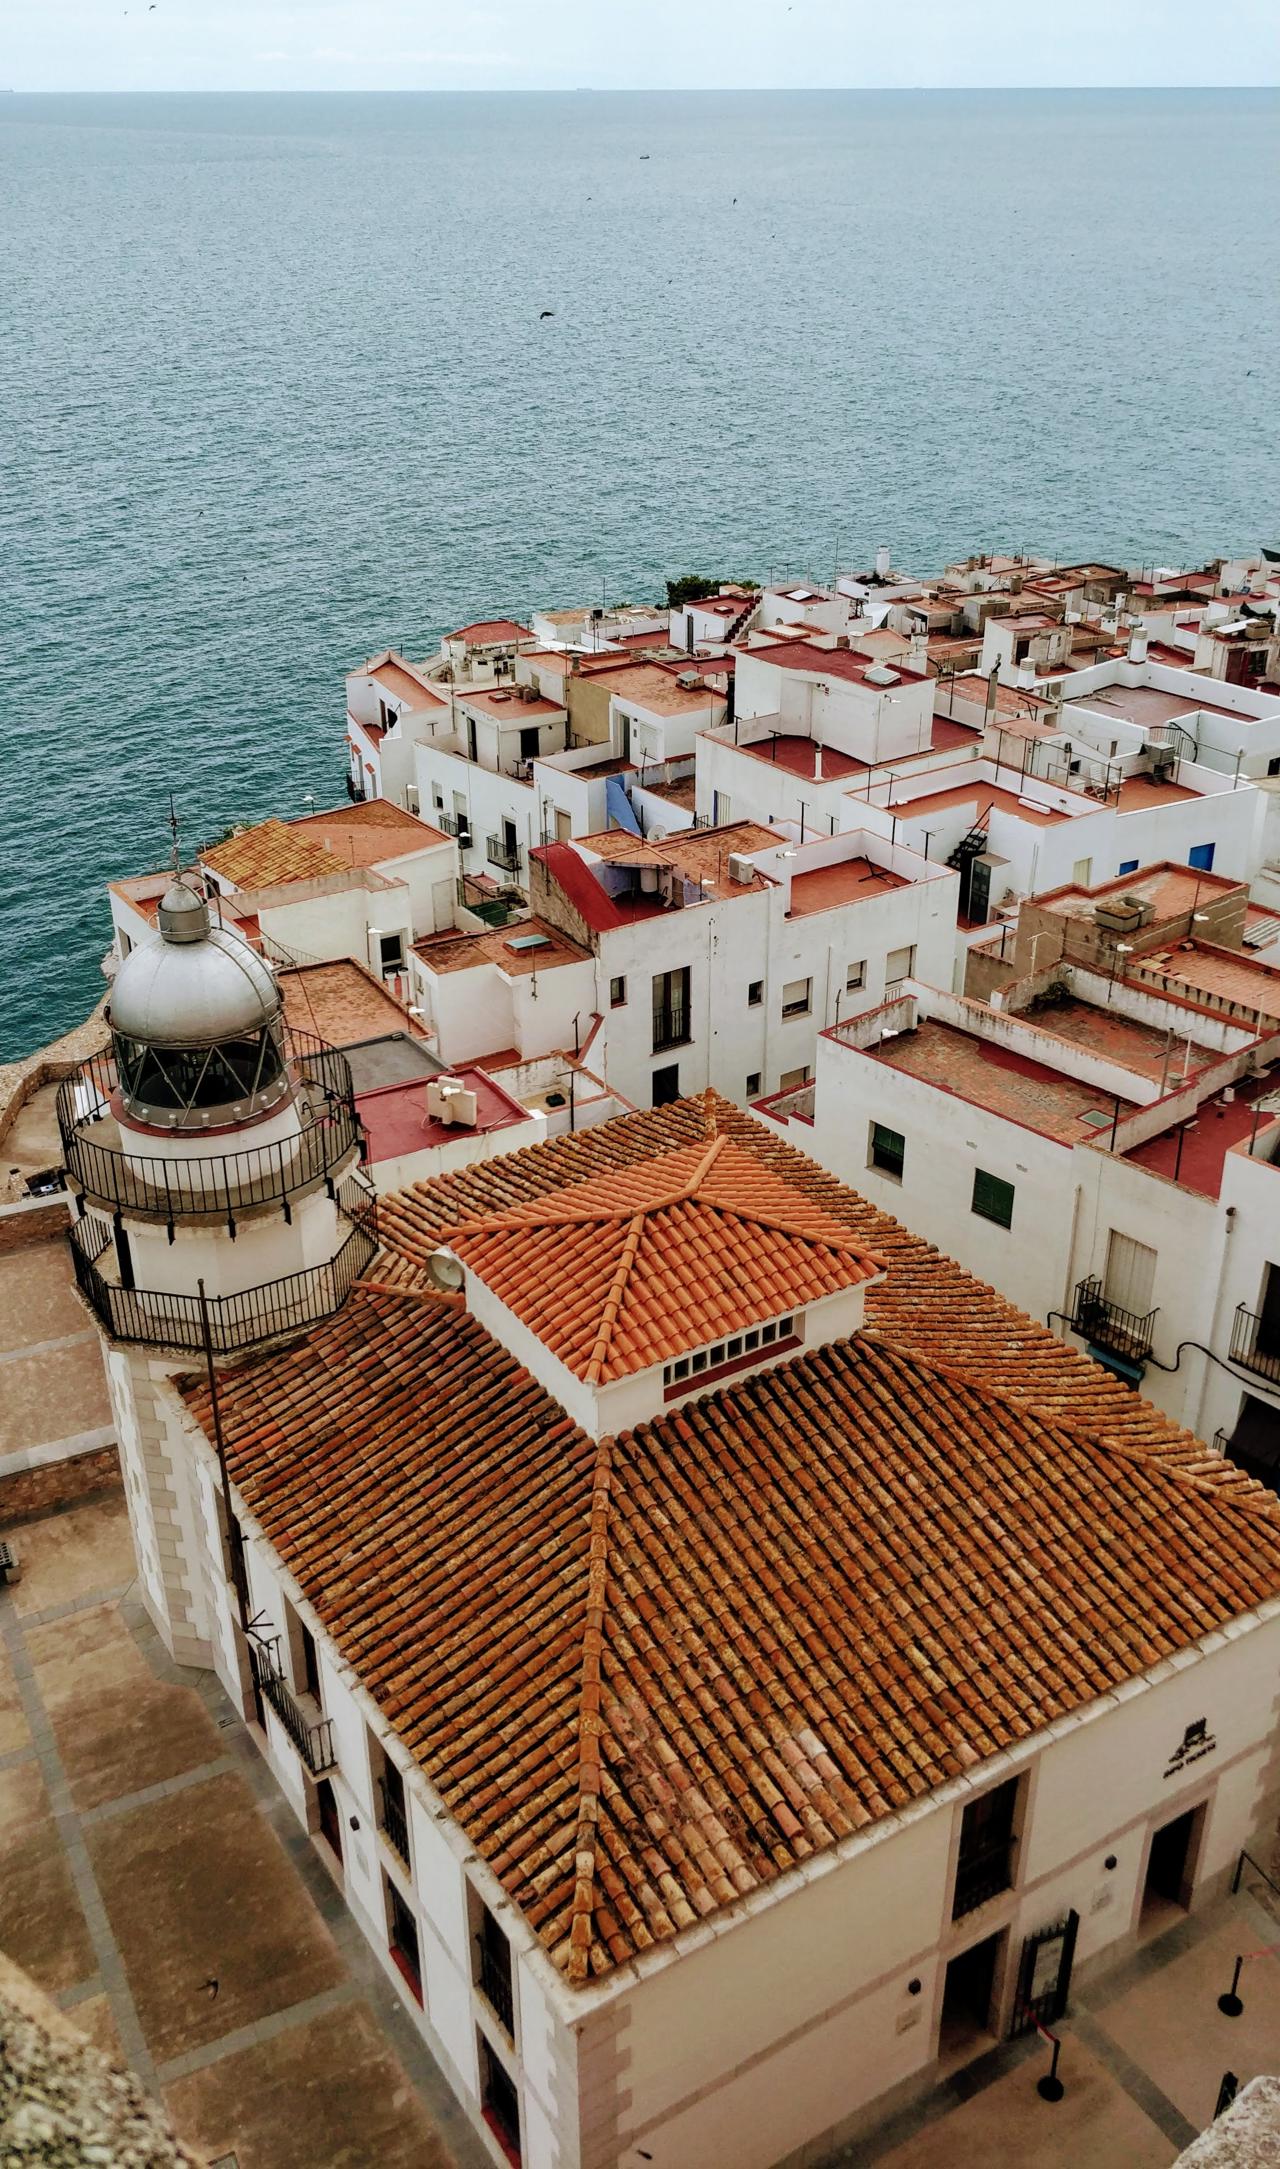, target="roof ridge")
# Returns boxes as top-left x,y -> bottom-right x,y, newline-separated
567,1437 -> 612,1985
695,1192 -> 889,1268
582,1214 -> 647,1384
